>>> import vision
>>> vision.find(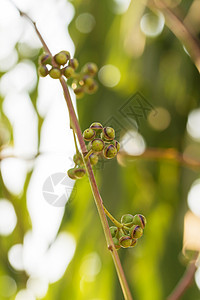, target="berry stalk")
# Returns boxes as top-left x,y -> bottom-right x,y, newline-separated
14,5 -> 133,300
